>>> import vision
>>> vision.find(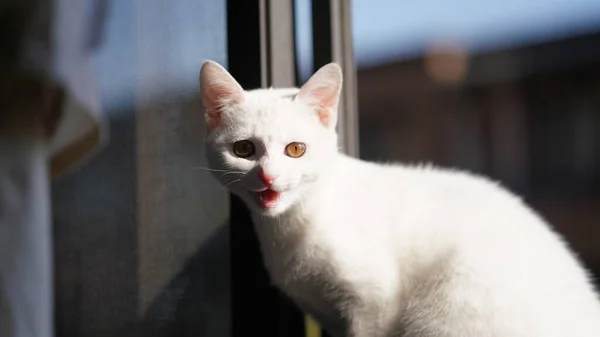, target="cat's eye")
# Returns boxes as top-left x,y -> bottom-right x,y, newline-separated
285,142 -> 306,158
233,140 -> 255,158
